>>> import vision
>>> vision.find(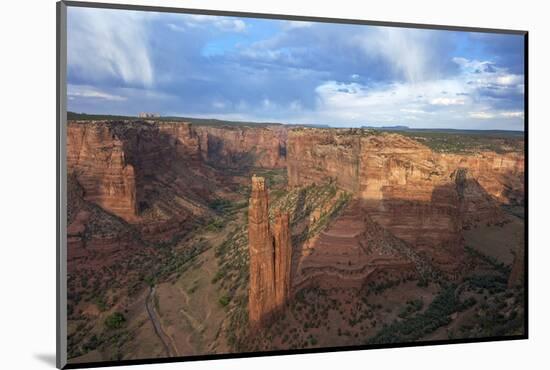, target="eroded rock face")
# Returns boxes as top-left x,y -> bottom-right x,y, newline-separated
67,121 -> 219,246
195,126 -> 287,169
293,200 -> 418,291
67,123 -> 138,221
452,168 -> 506,229
248,176 -> 291,325
439,152 -> 524,205
287,128 -> 523,273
